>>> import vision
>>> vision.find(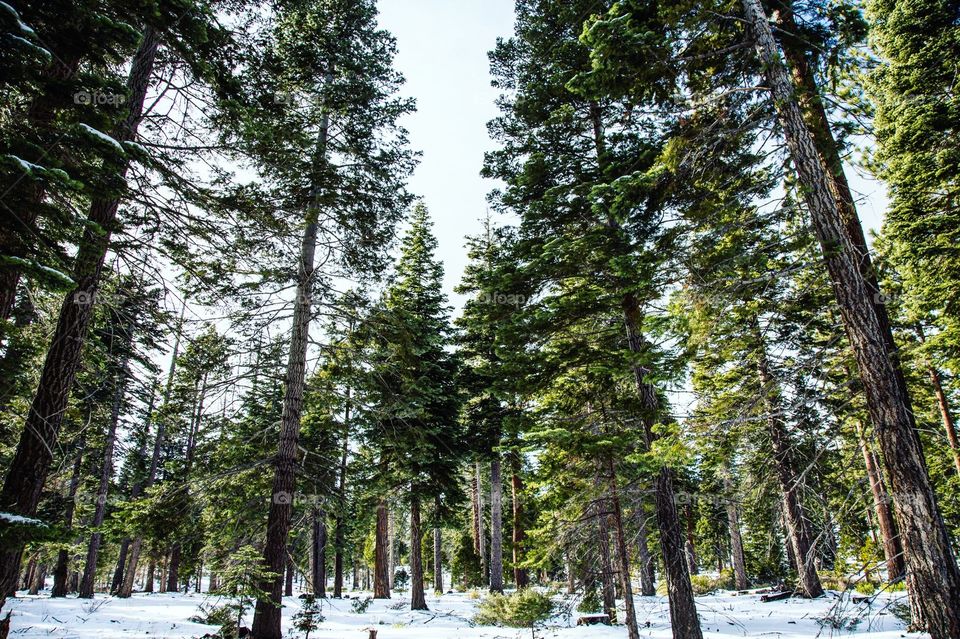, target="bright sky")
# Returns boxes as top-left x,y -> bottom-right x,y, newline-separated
376,0 -> 516,311
376,0 -> 888,315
